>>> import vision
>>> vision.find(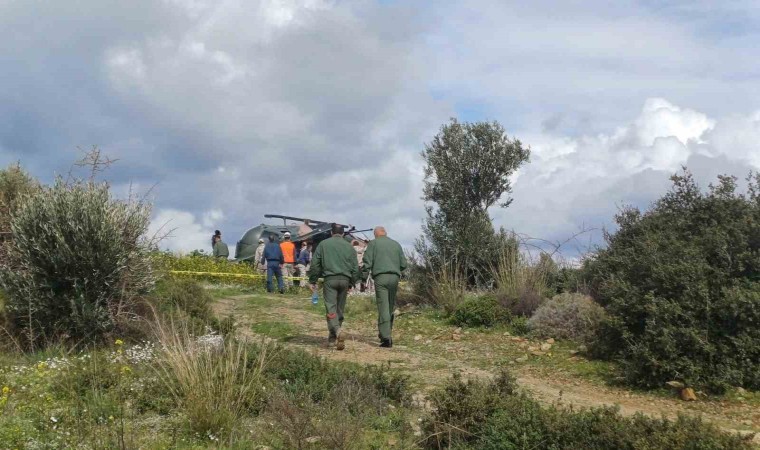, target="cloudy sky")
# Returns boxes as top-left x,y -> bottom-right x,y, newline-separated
2,0 -> 759,254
